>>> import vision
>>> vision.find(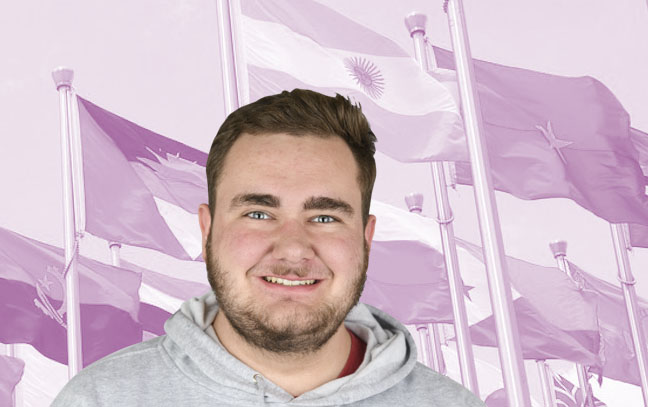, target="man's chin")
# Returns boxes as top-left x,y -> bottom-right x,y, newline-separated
222,304 -> 343,354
